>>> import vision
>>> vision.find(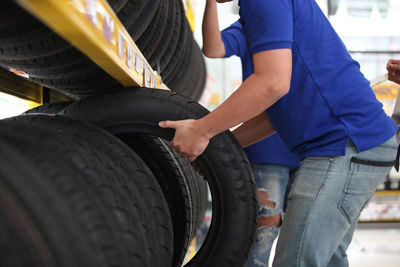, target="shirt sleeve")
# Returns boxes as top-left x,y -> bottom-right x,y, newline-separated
239,0 -> 293,55
221,21 -> 247,59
